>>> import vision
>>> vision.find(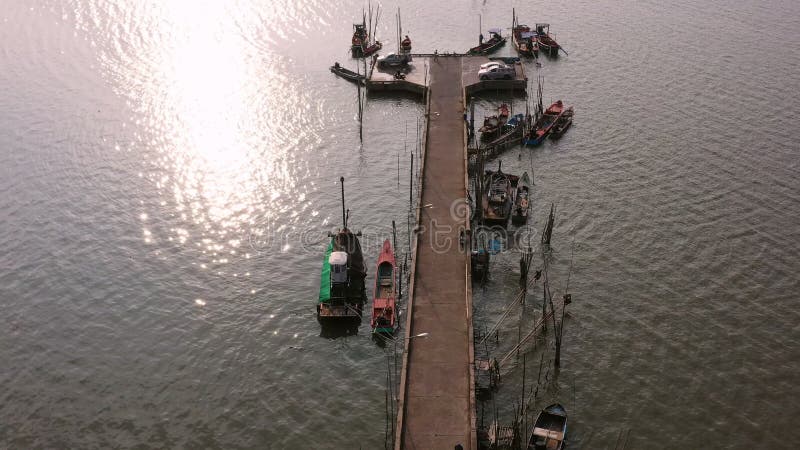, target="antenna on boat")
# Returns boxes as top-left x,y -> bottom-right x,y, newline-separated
340,176 -> 347,229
